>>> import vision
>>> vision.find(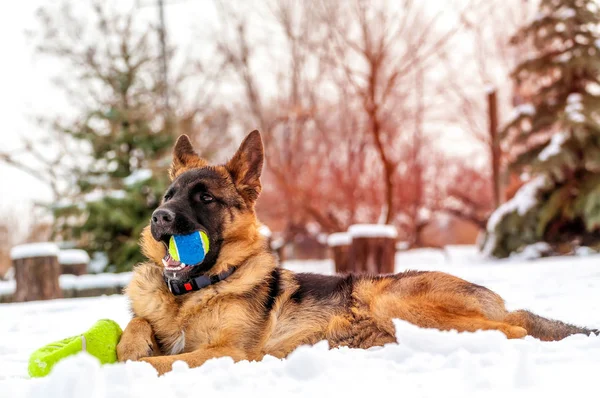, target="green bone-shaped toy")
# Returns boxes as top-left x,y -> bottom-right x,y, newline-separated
28,319 -> 122,378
